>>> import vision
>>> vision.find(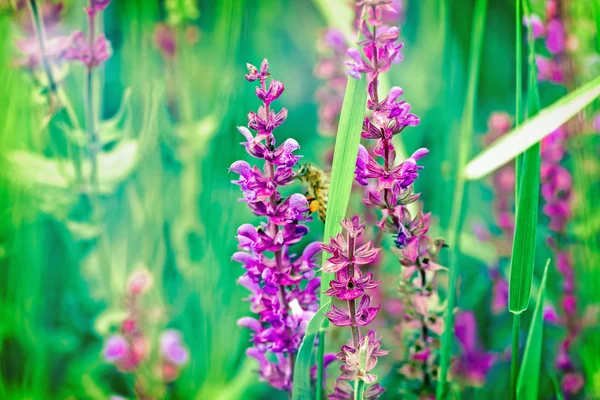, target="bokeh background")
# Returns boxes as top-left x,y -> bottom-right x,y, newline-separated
0,0 -> 599,399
